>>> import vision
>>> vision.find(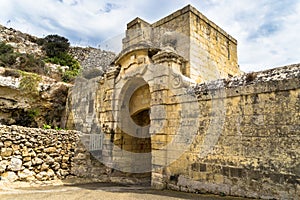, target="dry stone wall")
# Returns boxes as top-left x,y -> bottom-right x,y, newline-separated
0,125 -> 109,184
69,47 -> 115,73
